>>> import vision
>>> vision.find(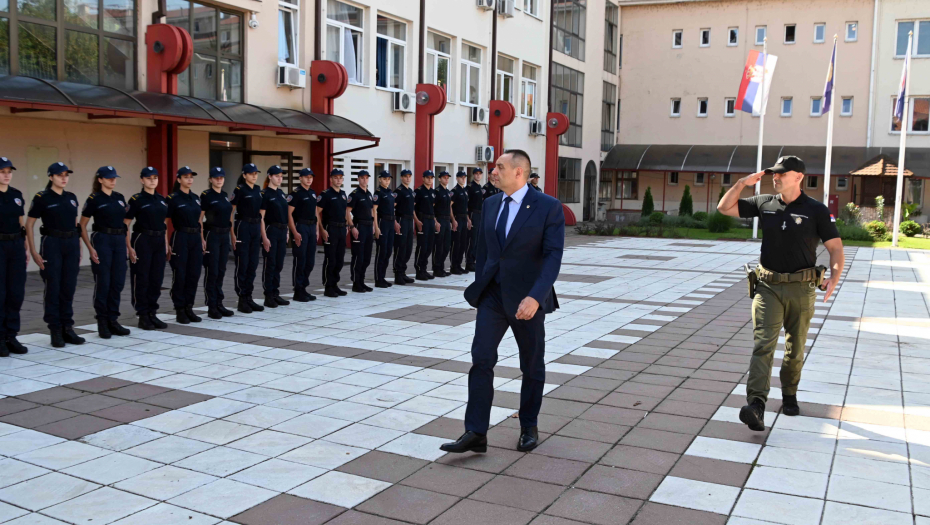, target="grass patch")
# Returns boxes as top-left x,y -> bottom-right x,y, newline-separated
842,237 -> 930,249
